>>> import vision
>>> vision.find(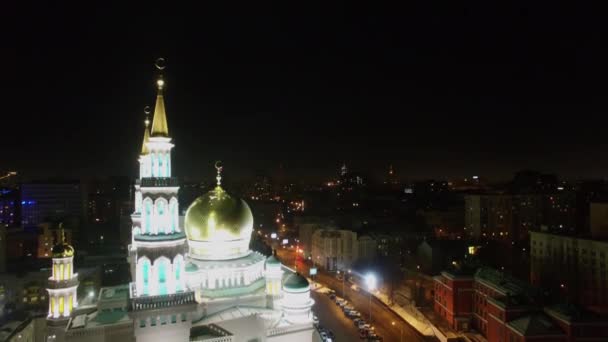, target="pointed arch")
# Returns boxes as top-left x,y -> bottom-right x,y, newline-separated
153,256 -> 171,295
138,256 -> 152,295
169,197 -> 178,233
154,197 -> 169,234
143,198 -> 153,234
173,254 -> 184,292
